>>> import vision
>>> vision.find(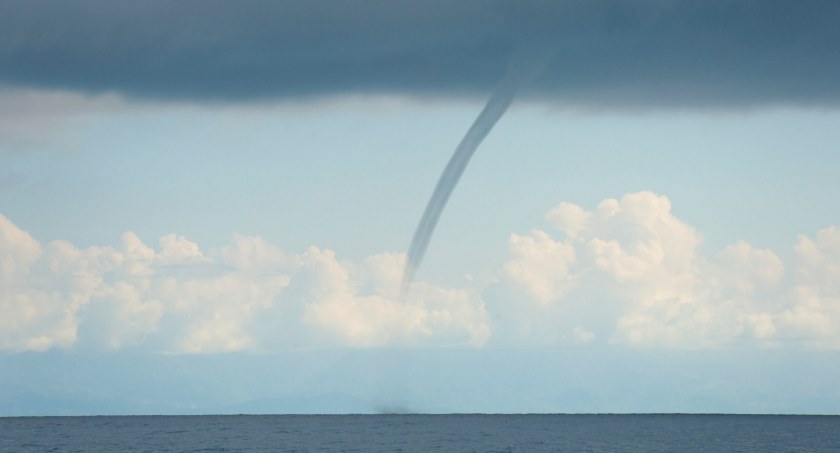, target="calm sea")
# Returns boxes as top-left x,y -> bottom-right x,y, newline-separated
0,414 -> 837,452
